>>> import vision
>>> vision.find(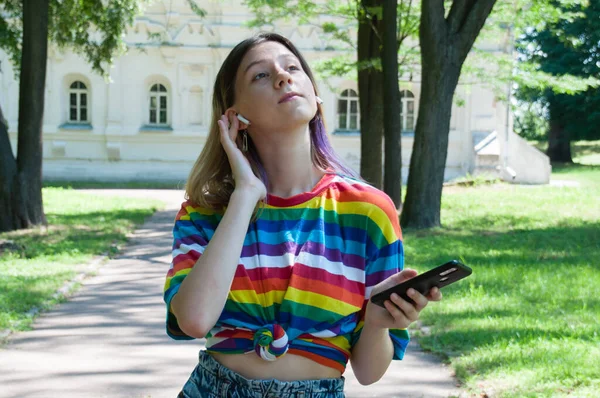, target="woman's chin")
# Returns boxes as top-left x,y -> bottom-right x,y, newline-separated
286,108 -> 317,125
